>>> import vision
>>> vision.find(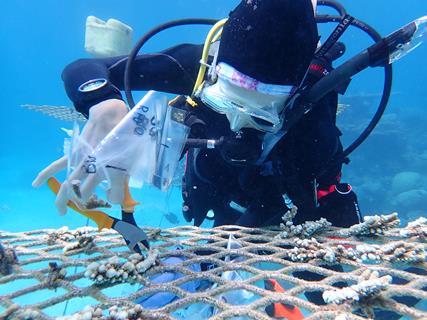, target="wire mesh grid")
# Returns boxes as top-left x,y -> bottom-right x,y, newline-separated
21,105 -> 87,123
0,223 -> 426,320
